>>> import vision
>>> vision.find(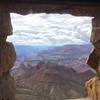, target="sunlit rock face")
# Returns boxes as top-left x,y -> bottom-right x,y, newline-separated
85,77 -> 100,100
